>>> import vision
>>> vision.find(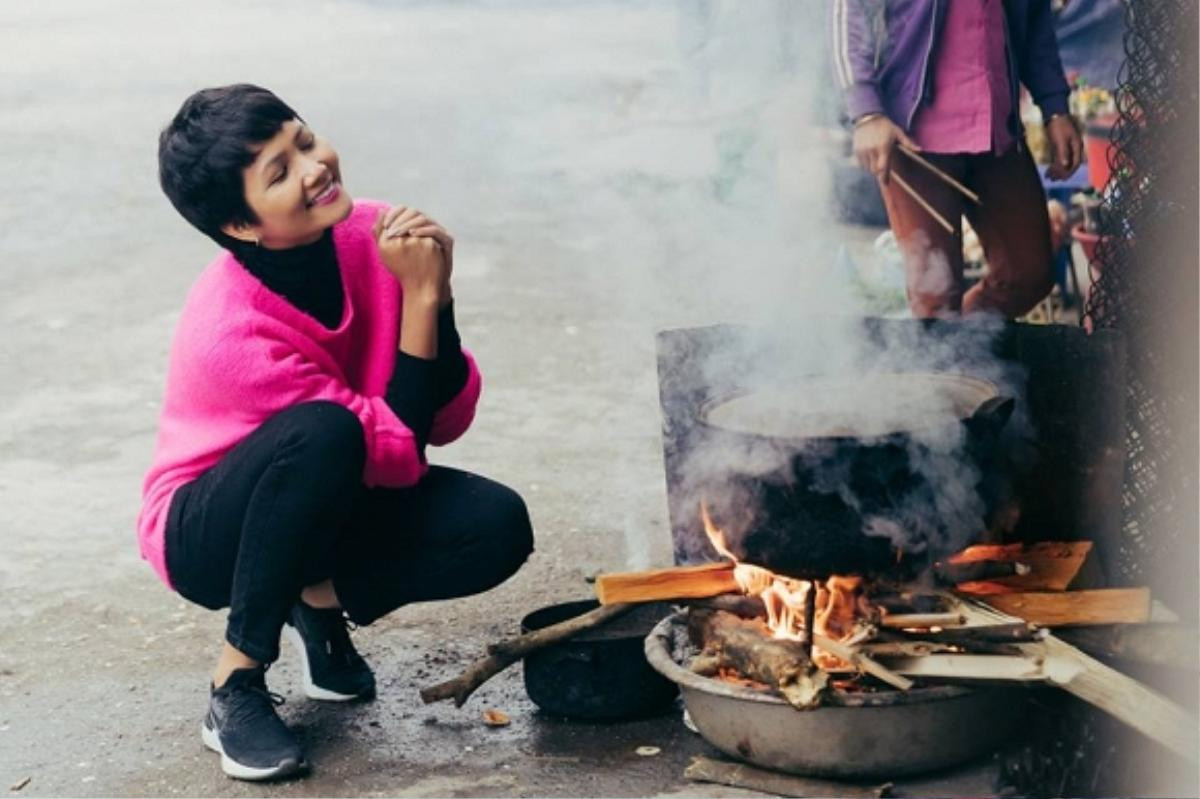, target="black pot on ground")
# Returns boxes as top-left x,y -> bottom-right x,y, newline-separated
521,600 -> 678,720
